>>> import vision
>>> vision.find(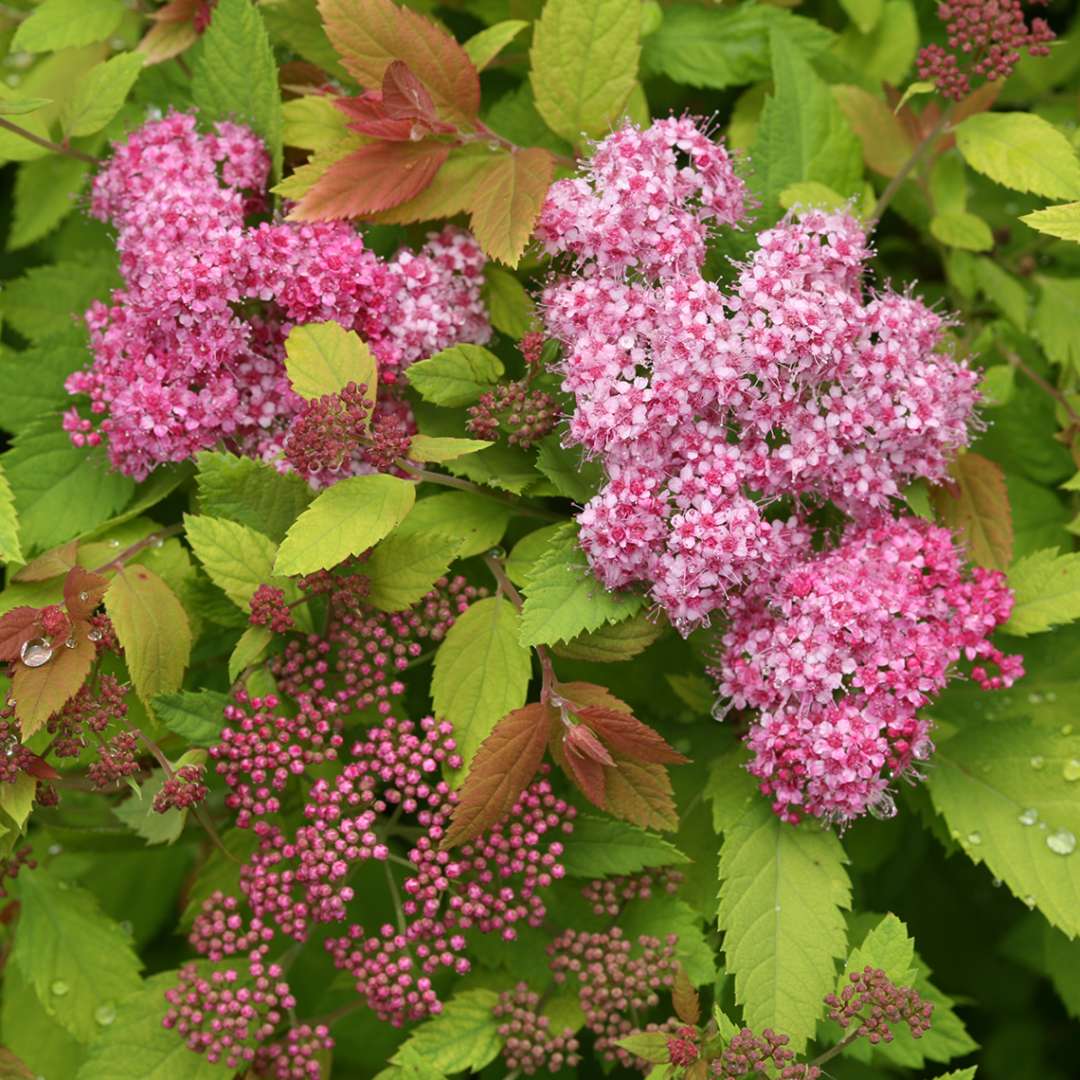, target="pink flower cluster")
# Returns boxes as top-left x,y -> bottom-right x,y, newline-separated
65,112 -> 489,479
715,516 -> 1021,824
539,119 -> 1019,823
917,0 -> 1054,100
